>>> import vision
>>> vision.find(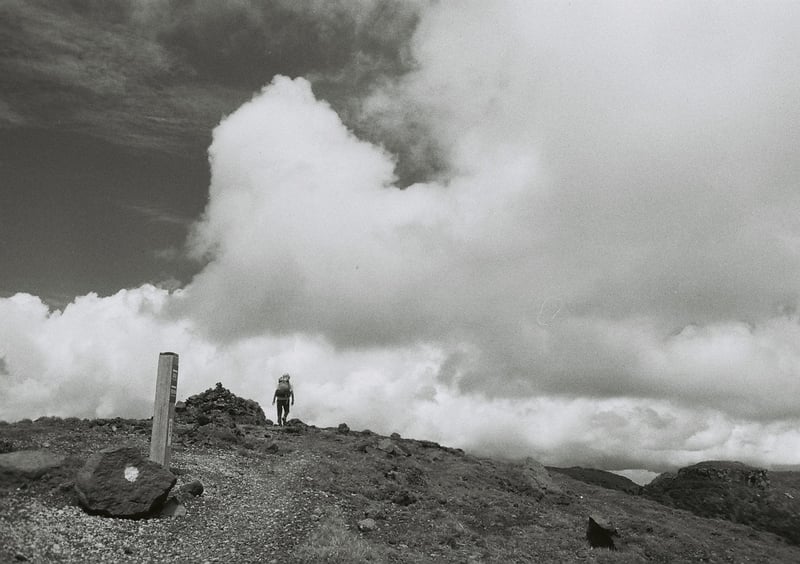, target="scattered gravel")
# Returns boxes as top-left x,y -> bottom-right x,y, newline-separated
1,446 -> 331,563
